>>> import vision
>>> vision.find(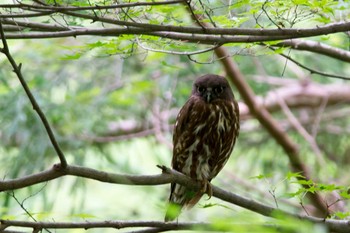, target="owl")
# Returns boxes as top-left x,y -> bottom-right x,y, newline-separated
165,74 -> 240,221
